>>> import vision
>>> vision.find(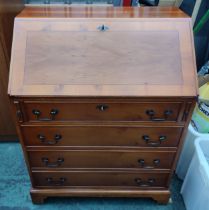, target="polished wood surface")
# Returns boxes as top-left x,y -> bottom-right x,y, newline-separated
24,30 -> 181,85
22,100 -> 182,122
8,6 -> 198,97
21,125 -> 183,147
28,149 -> 175,169
32,170 -> 169,188
30,188 -> 170,204
18,6 -> 188,18
0,0 -> 24,139
9,6 -> 198,204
